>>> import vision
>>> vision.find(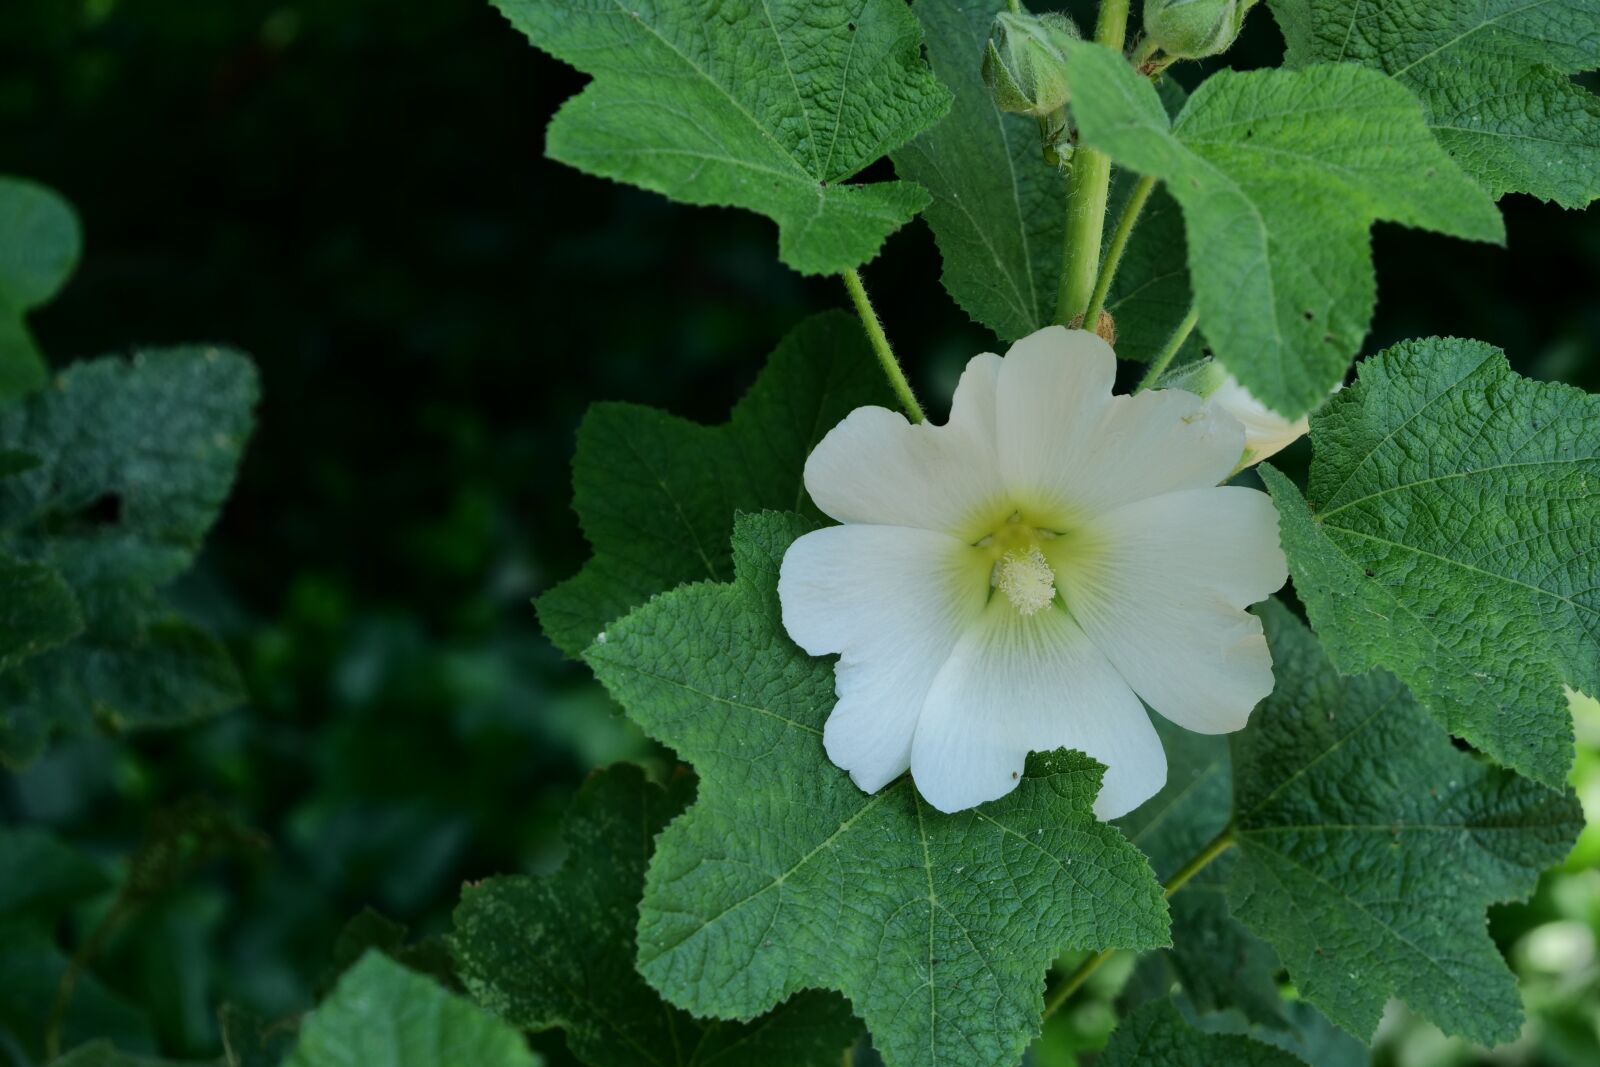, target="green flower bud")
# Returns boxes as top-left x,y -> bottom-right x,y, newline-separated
981,11 -> 1081,119
1143,0 -> 1258,60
